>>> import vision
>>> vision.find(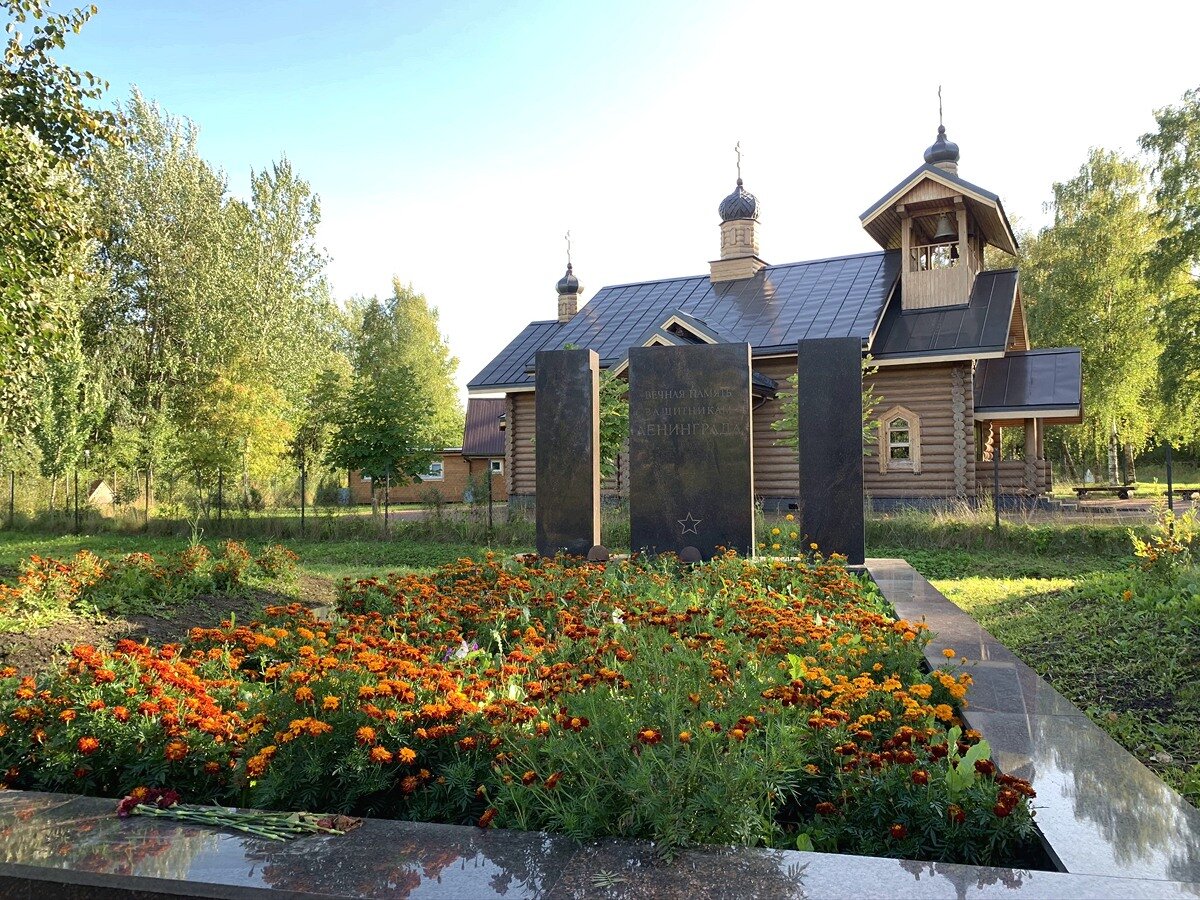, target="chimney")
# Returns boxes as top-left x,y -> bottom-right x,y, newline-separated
710,147 -> 766,282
